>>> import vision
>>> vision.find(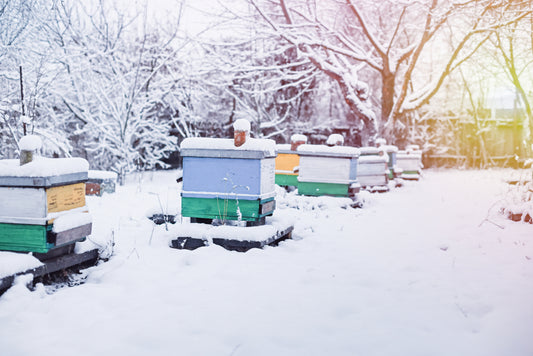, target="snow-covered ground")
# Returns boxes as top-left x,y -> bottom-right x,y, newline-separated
1,169 -> 532,356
